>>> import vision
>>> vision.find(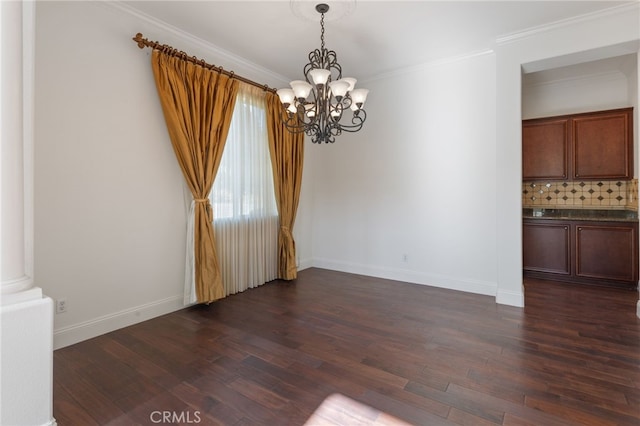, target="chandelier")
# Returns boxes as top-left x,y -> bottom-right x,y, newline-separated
277,3 -> 369,144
